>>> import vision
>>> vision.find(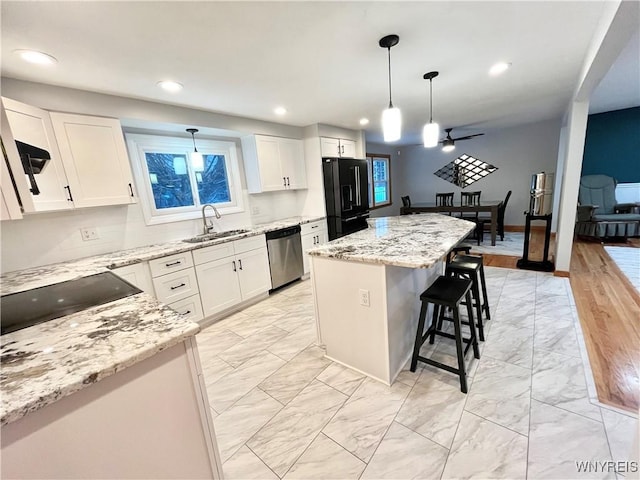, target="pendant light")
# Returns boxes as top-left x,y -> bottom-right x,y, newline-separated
379,35 -> 401,142
422,71 -> 440,148
186,128 -> 204,171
